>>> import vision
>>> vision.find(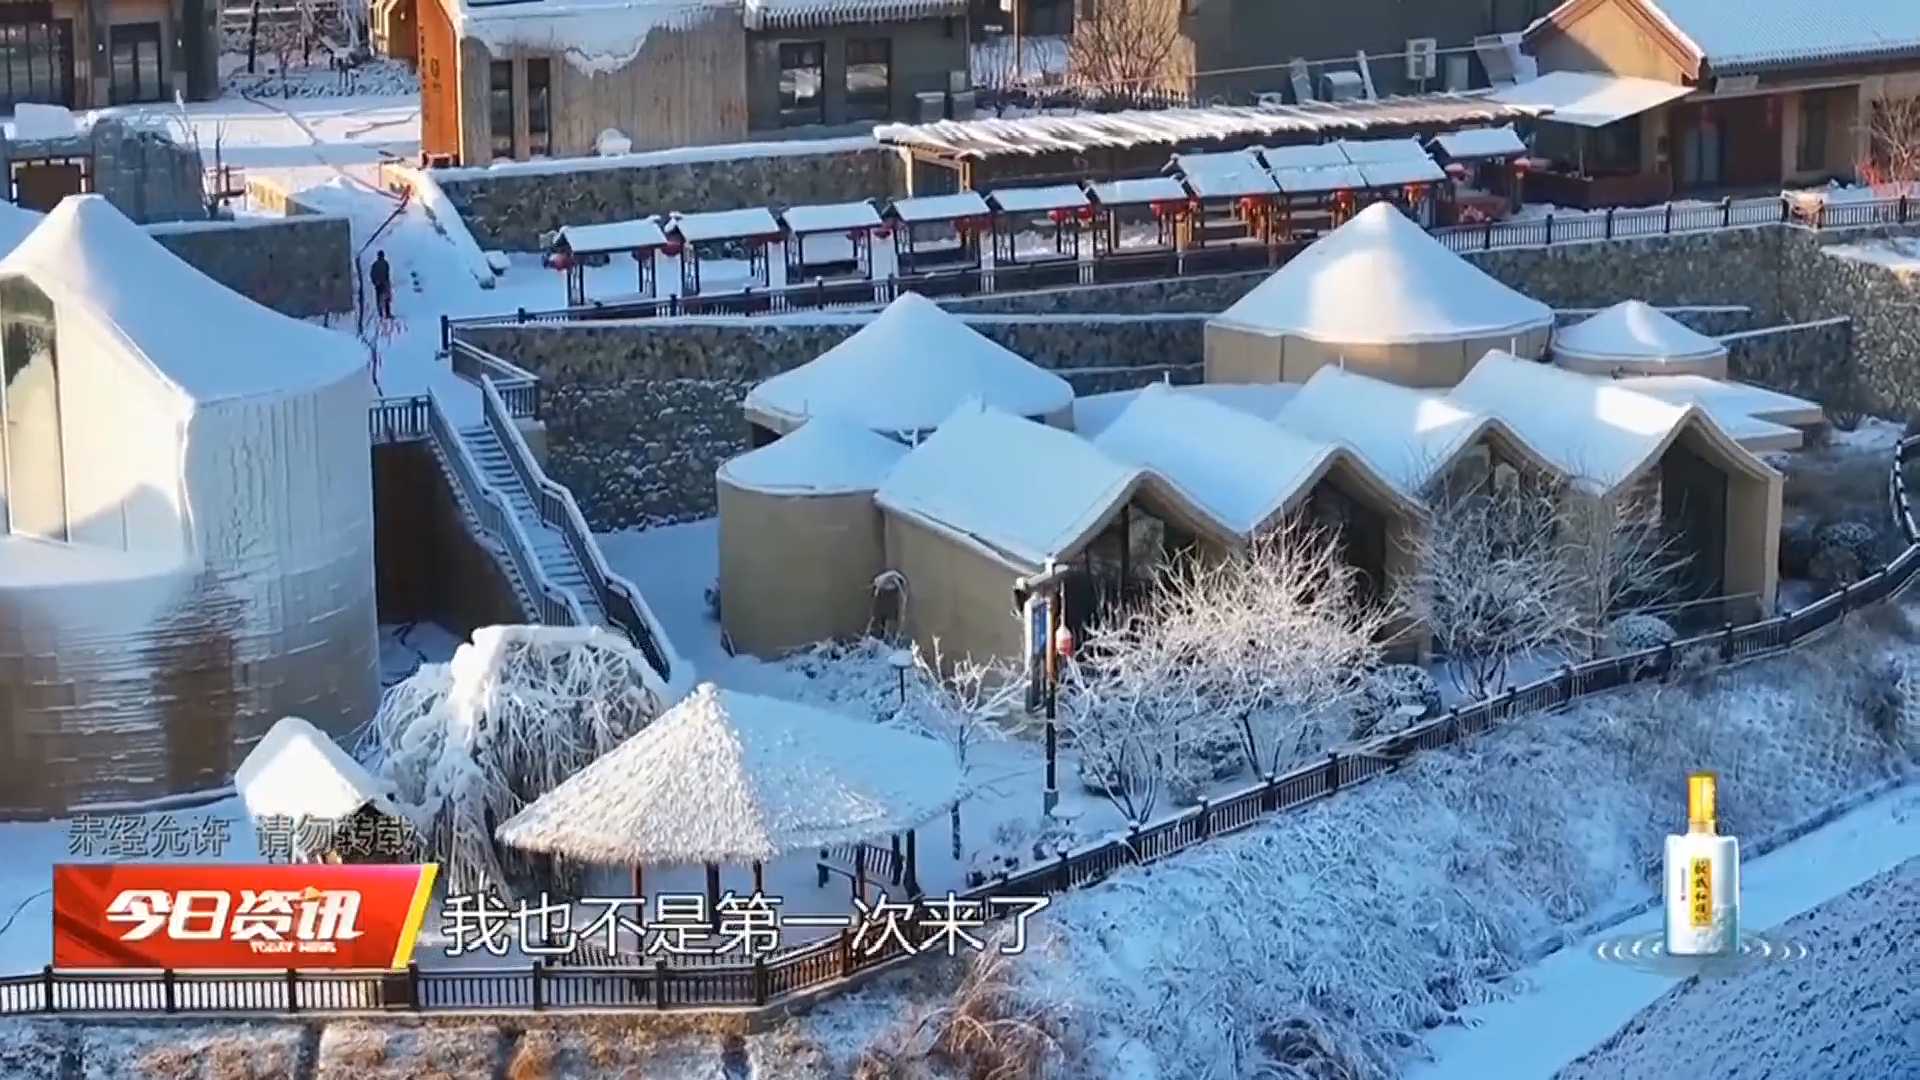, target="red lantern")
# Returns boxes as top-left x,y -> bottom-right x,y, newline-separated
953,217 -> 971,237
549,250 -> 573,272
1053,624 -> 1076,660
846,227 -> 865,242
1333,189 -> 1355,208
661,235 -> 685,257
1076,204 -> 1095,223
1444,161 -> 1469,180
1047,207 -> 1067,225
1404,183 -> 1427,201
873,225 -> 894,240
1512,157 -> 1532,176
1150,200 -> 1168,219
1238,195 -> 1260,216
